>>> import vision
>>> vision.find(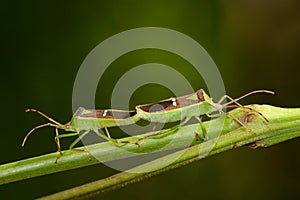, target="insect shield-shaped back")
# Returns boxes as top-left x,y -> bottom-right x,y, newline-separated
135,89 -> 212,123
67,107 -> 139,131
